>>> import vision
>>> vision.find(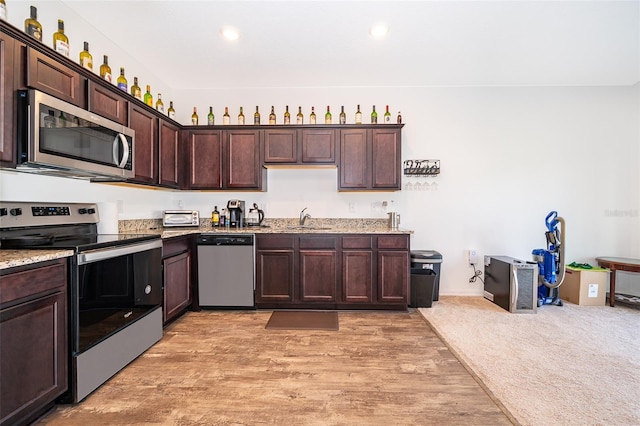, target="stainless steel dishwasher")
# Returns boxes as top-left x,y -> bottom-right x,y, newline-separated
196,234 -> 255,308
